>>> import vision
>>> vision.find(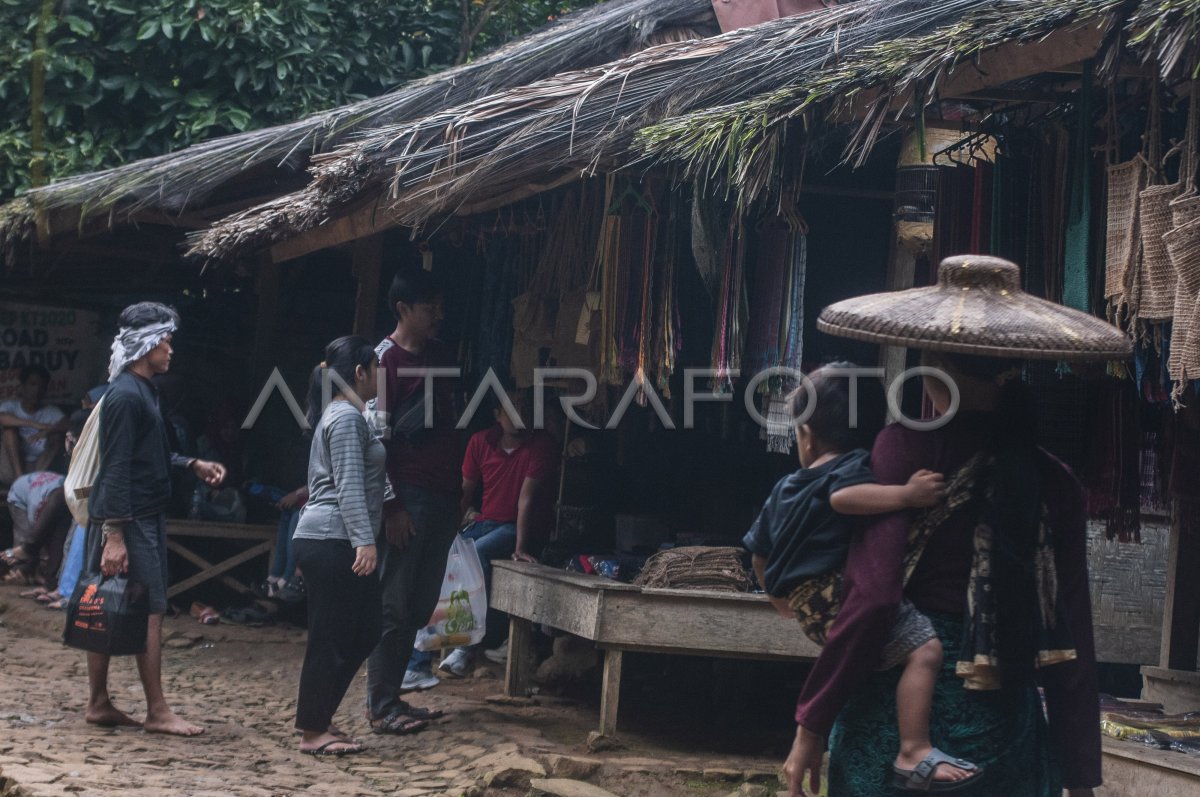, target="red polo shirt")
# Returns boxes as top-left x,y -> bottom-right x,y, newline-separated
463,426 -> 557,526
